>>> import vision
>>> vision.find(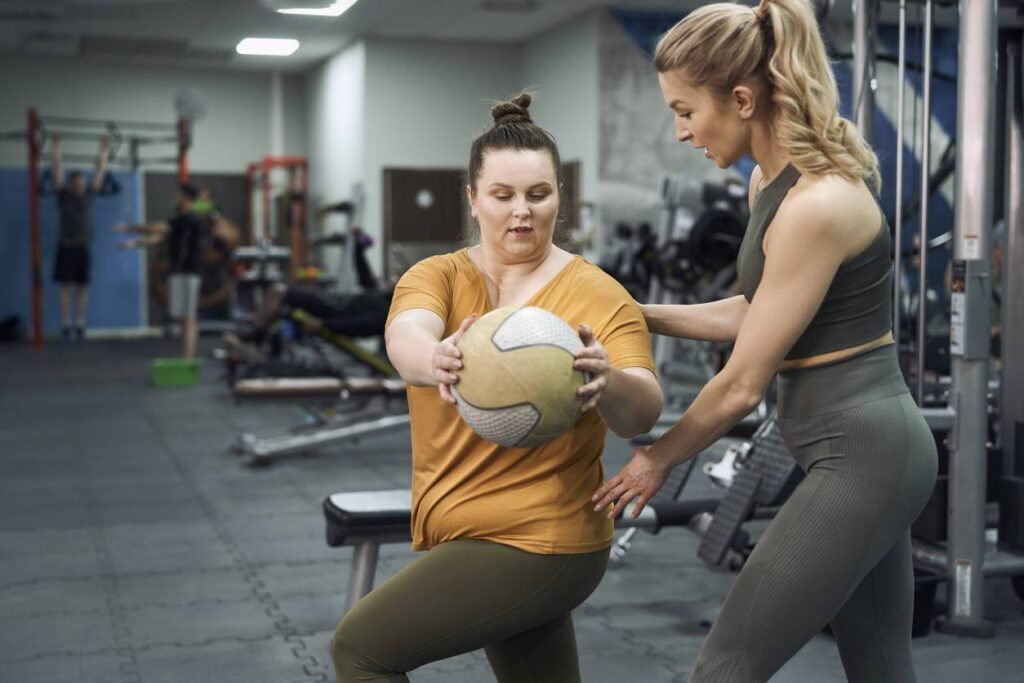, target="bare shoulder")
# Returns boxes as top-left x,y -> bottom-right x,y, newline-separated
769,172 -> 878,258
